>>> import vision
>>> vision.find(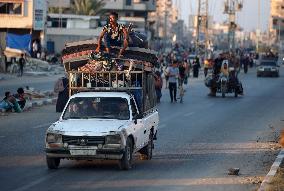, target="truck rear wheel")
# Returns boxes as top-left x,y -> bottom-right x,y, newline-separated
46,156 -> 60,169
119,138 -> 133,170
